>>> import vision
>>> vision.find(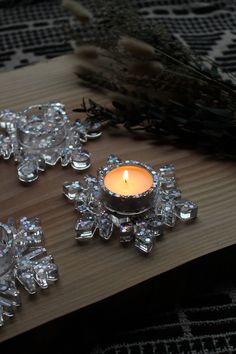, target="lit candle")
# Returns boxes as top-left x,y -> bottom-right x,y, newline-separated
98,160 -> 158,215
104,166 -> 153,196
